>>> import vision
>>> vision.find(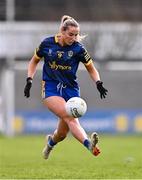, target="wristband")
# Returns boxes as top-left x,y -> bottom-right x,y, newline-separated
96,80 -> 102,85
26,77 -> 33,83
